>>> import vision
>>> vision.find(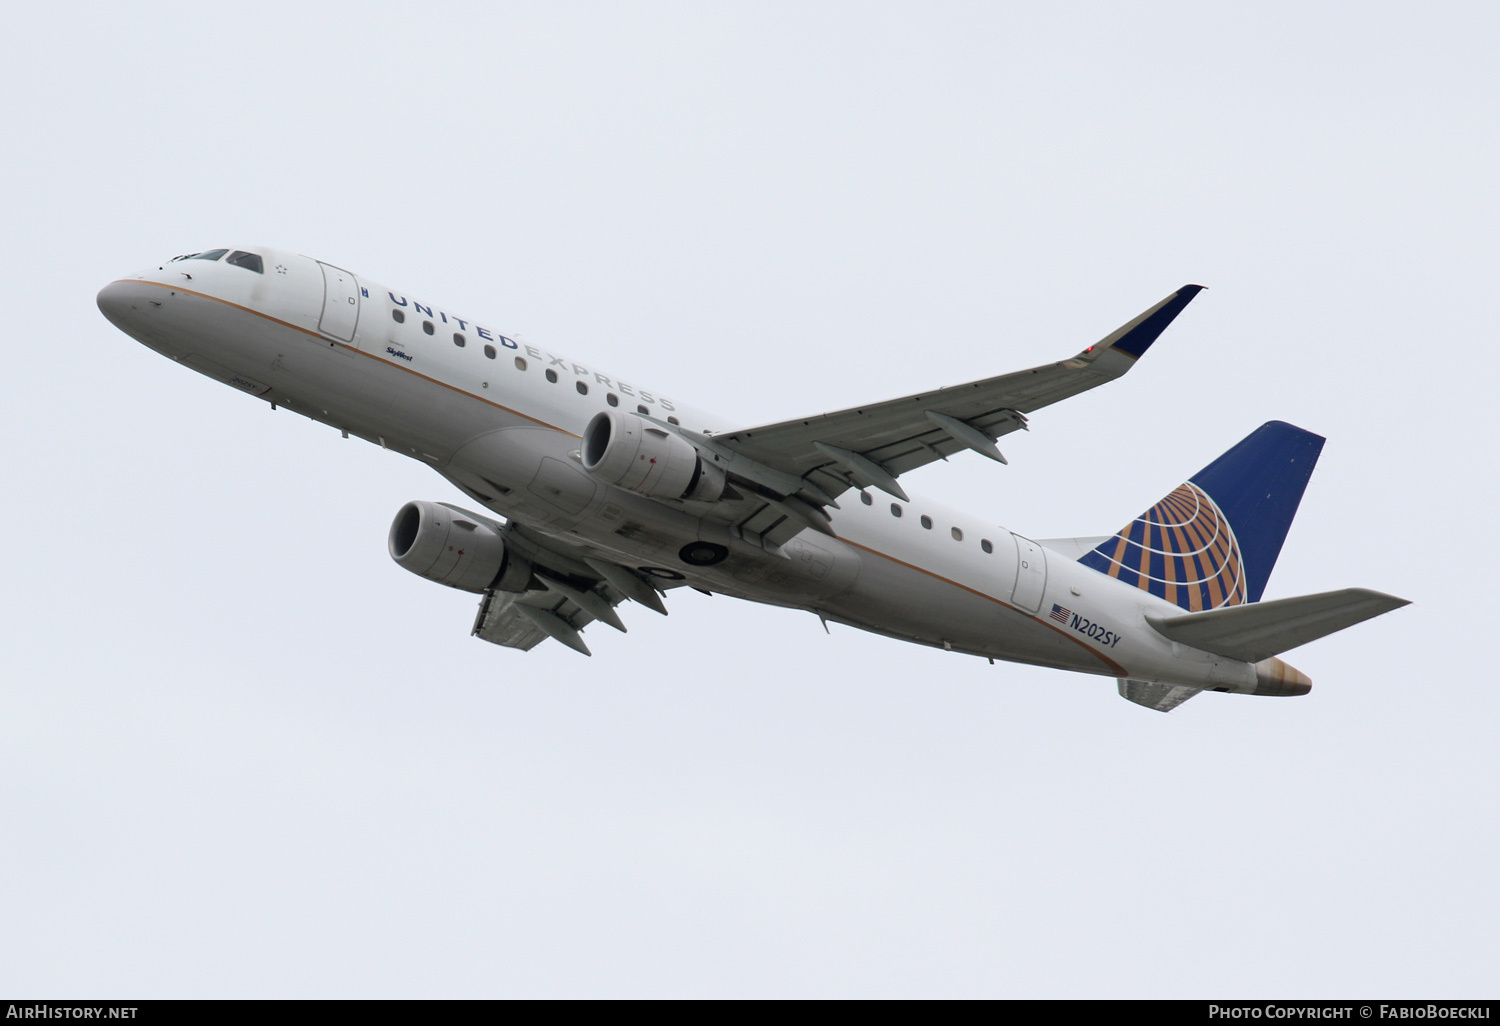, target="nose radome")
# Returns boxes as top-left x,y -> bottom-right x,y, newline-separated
96,280 -> 140,329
